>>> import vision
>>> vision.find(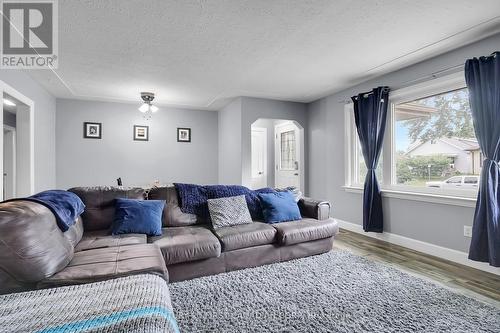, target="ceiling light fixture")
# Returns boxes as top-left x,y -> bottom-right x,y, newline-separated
3,98 -> 16,106
138,92 -> 158,119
